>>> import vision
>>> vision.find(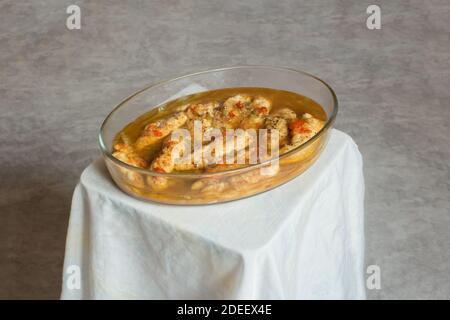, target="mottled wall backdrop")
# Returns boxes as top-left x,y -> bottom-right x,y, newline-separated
0,0 -> 449,299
